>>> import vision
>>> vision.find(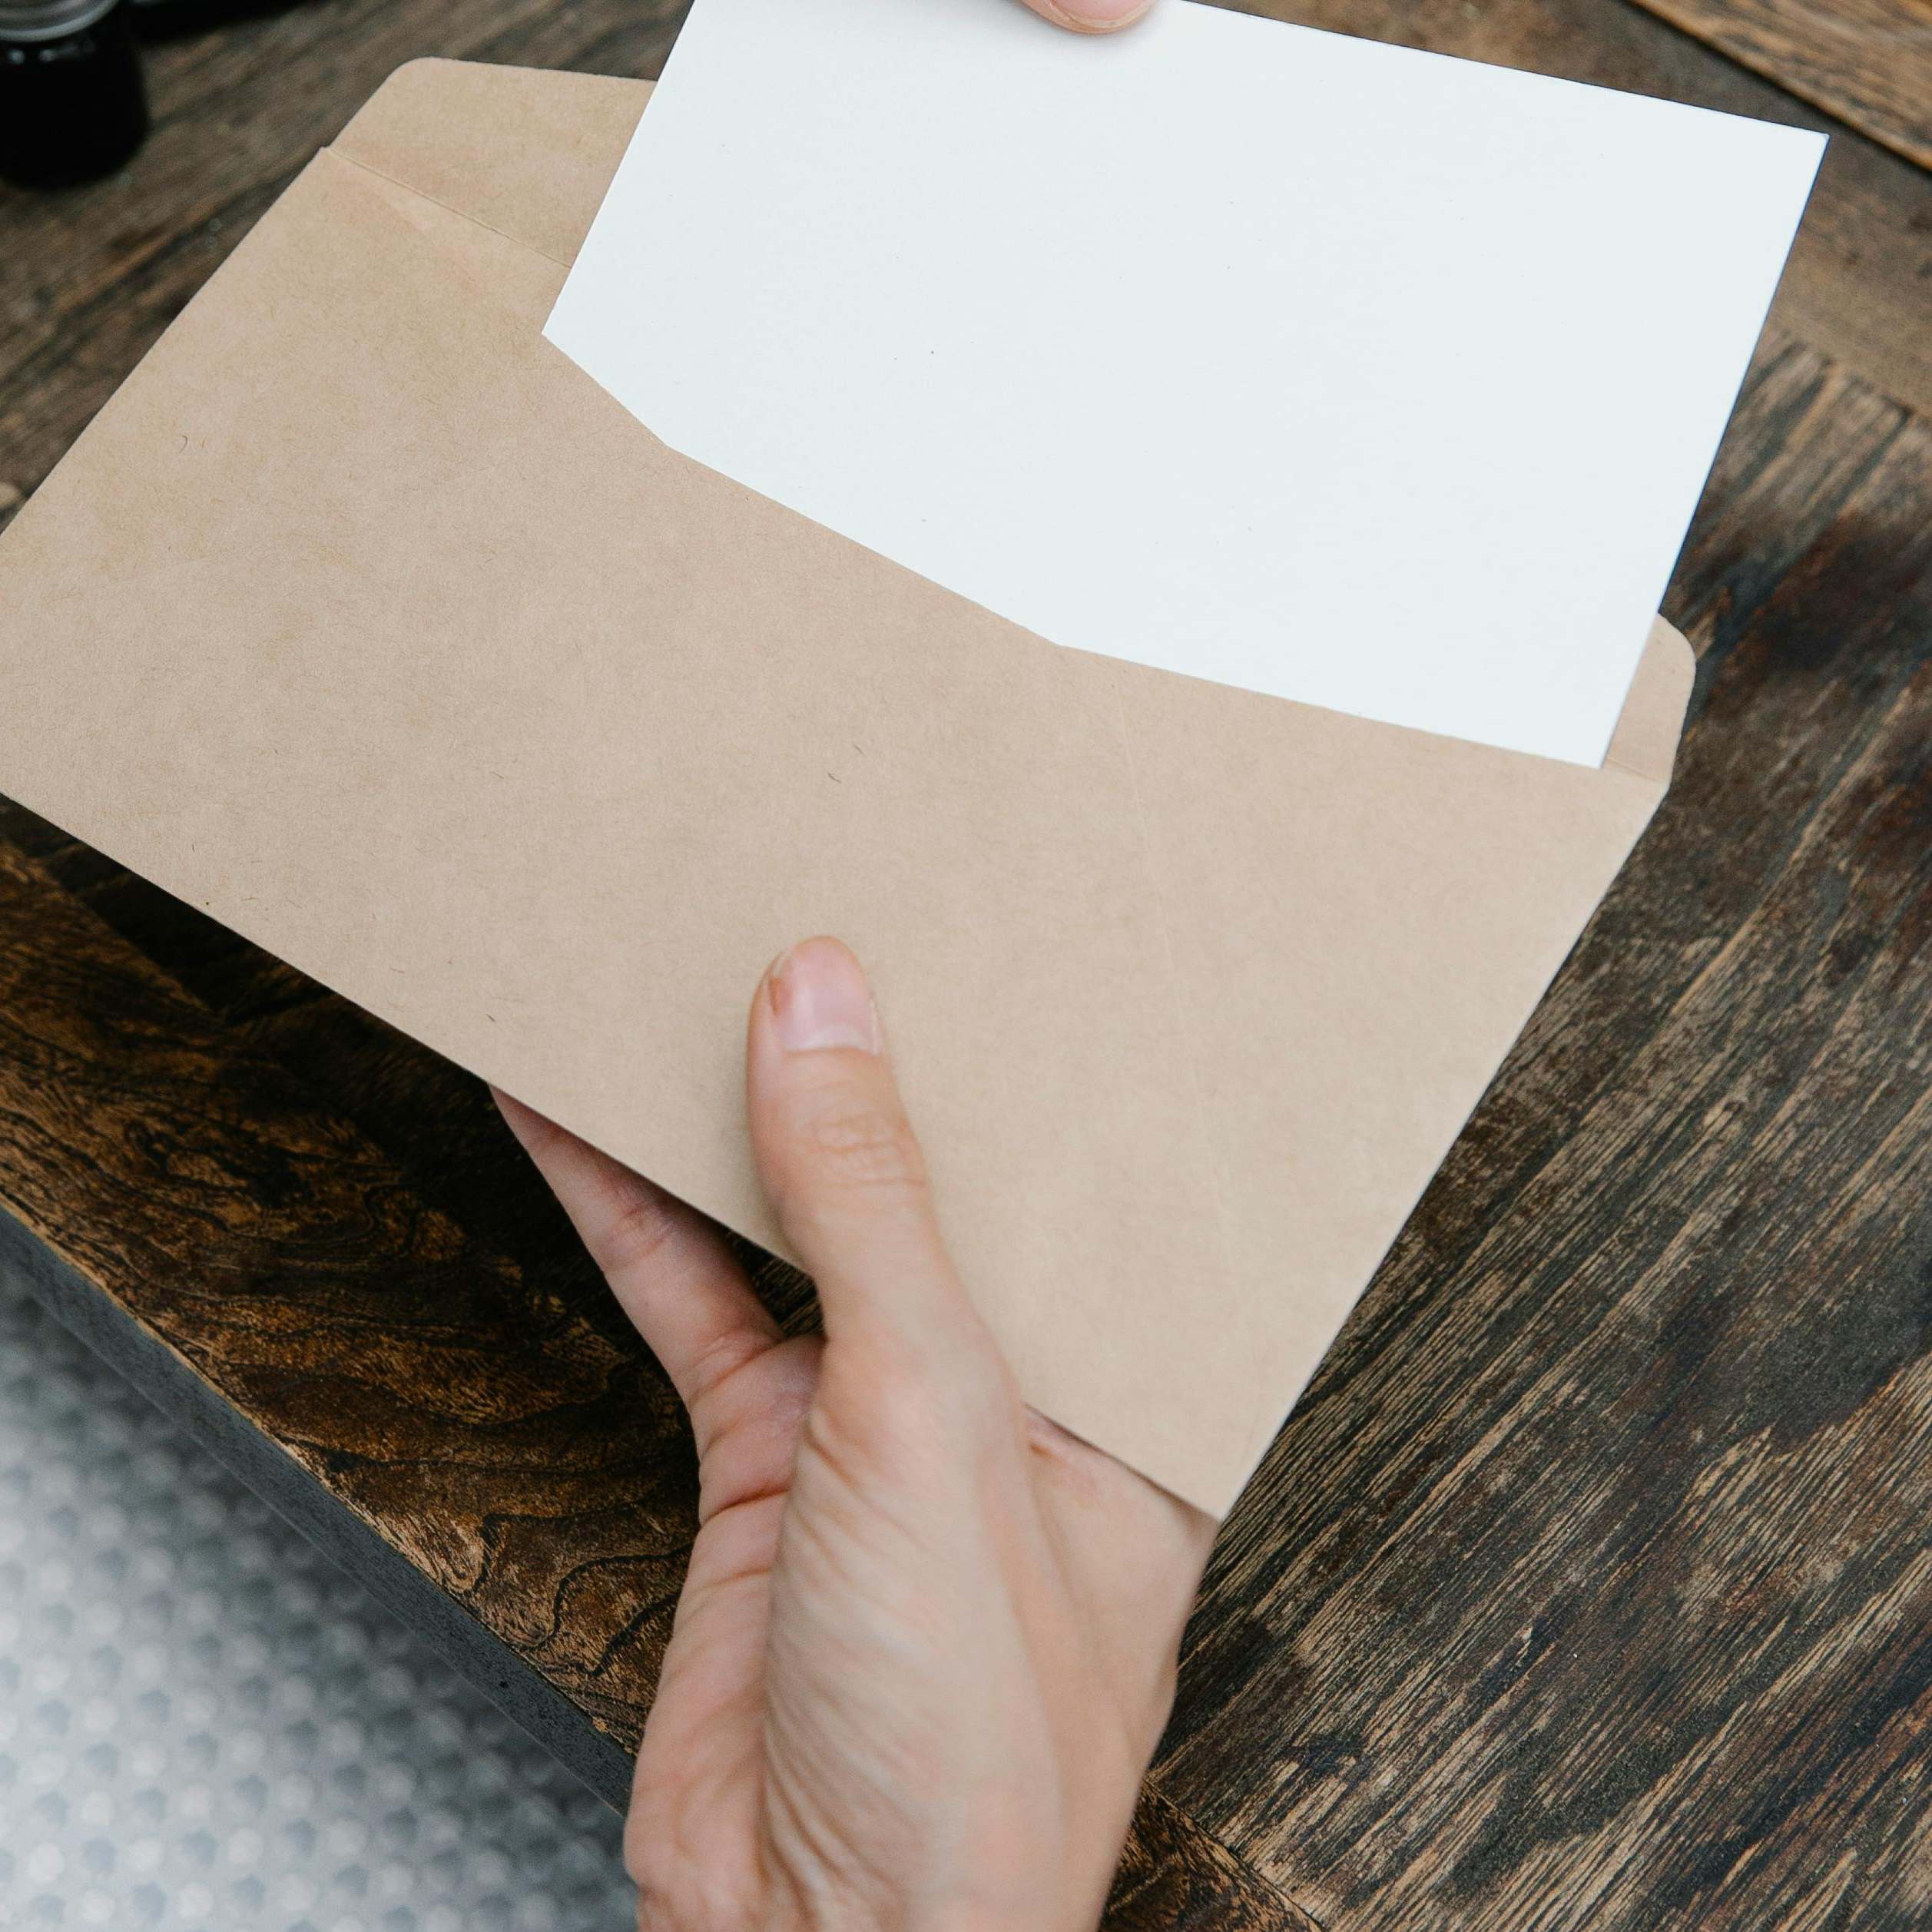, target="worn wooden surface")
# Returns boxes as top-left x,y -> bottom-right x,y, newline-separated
1625,0 -> 1932,172
2,1 -> 1929,1927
